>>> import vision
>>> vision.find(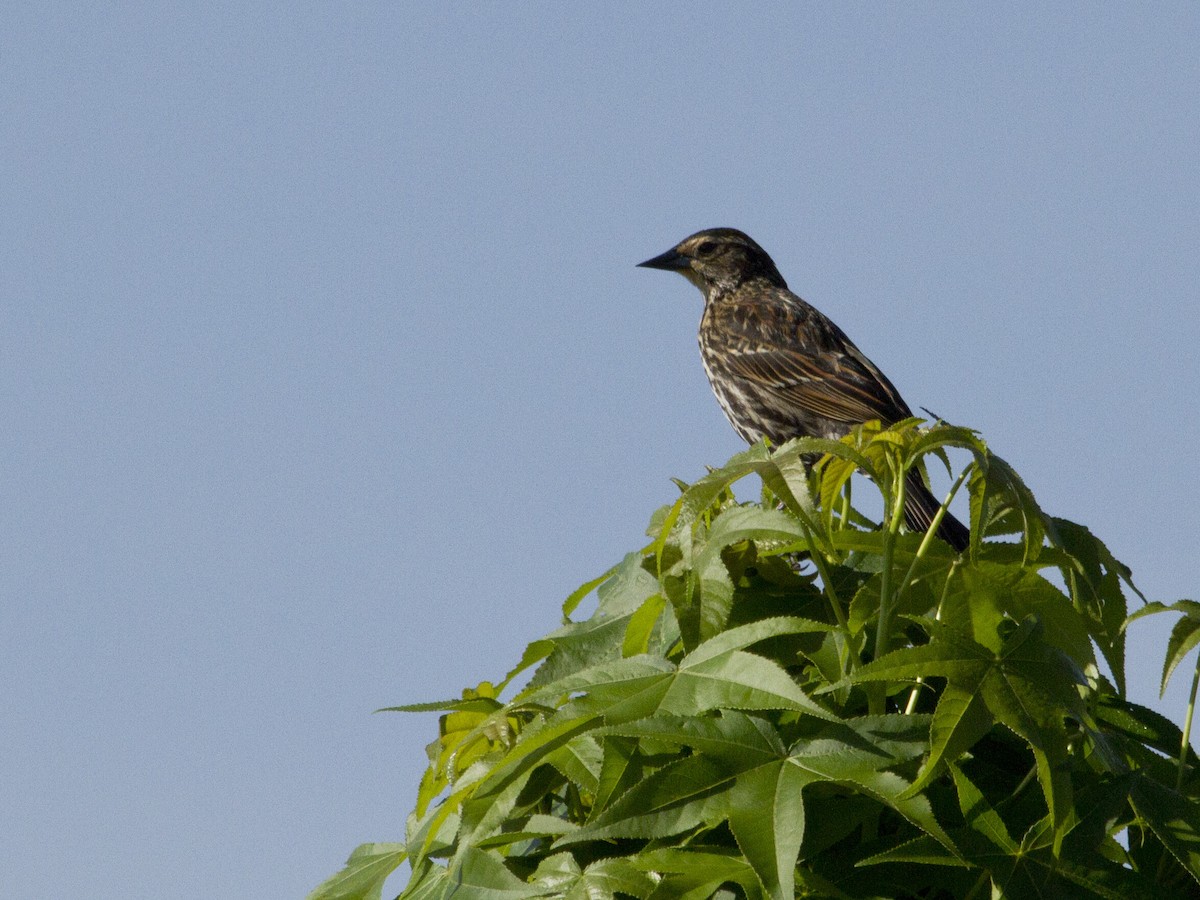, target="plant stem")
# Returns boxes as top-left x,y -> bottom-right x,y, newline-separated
798,519 -> 852,676
904,558 -> 961,715
1177,650 -> 1200,791
870,468 -> 907,715
896,463 -> 970,716
873,468 -> 907,665
897,465 -> 972,599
